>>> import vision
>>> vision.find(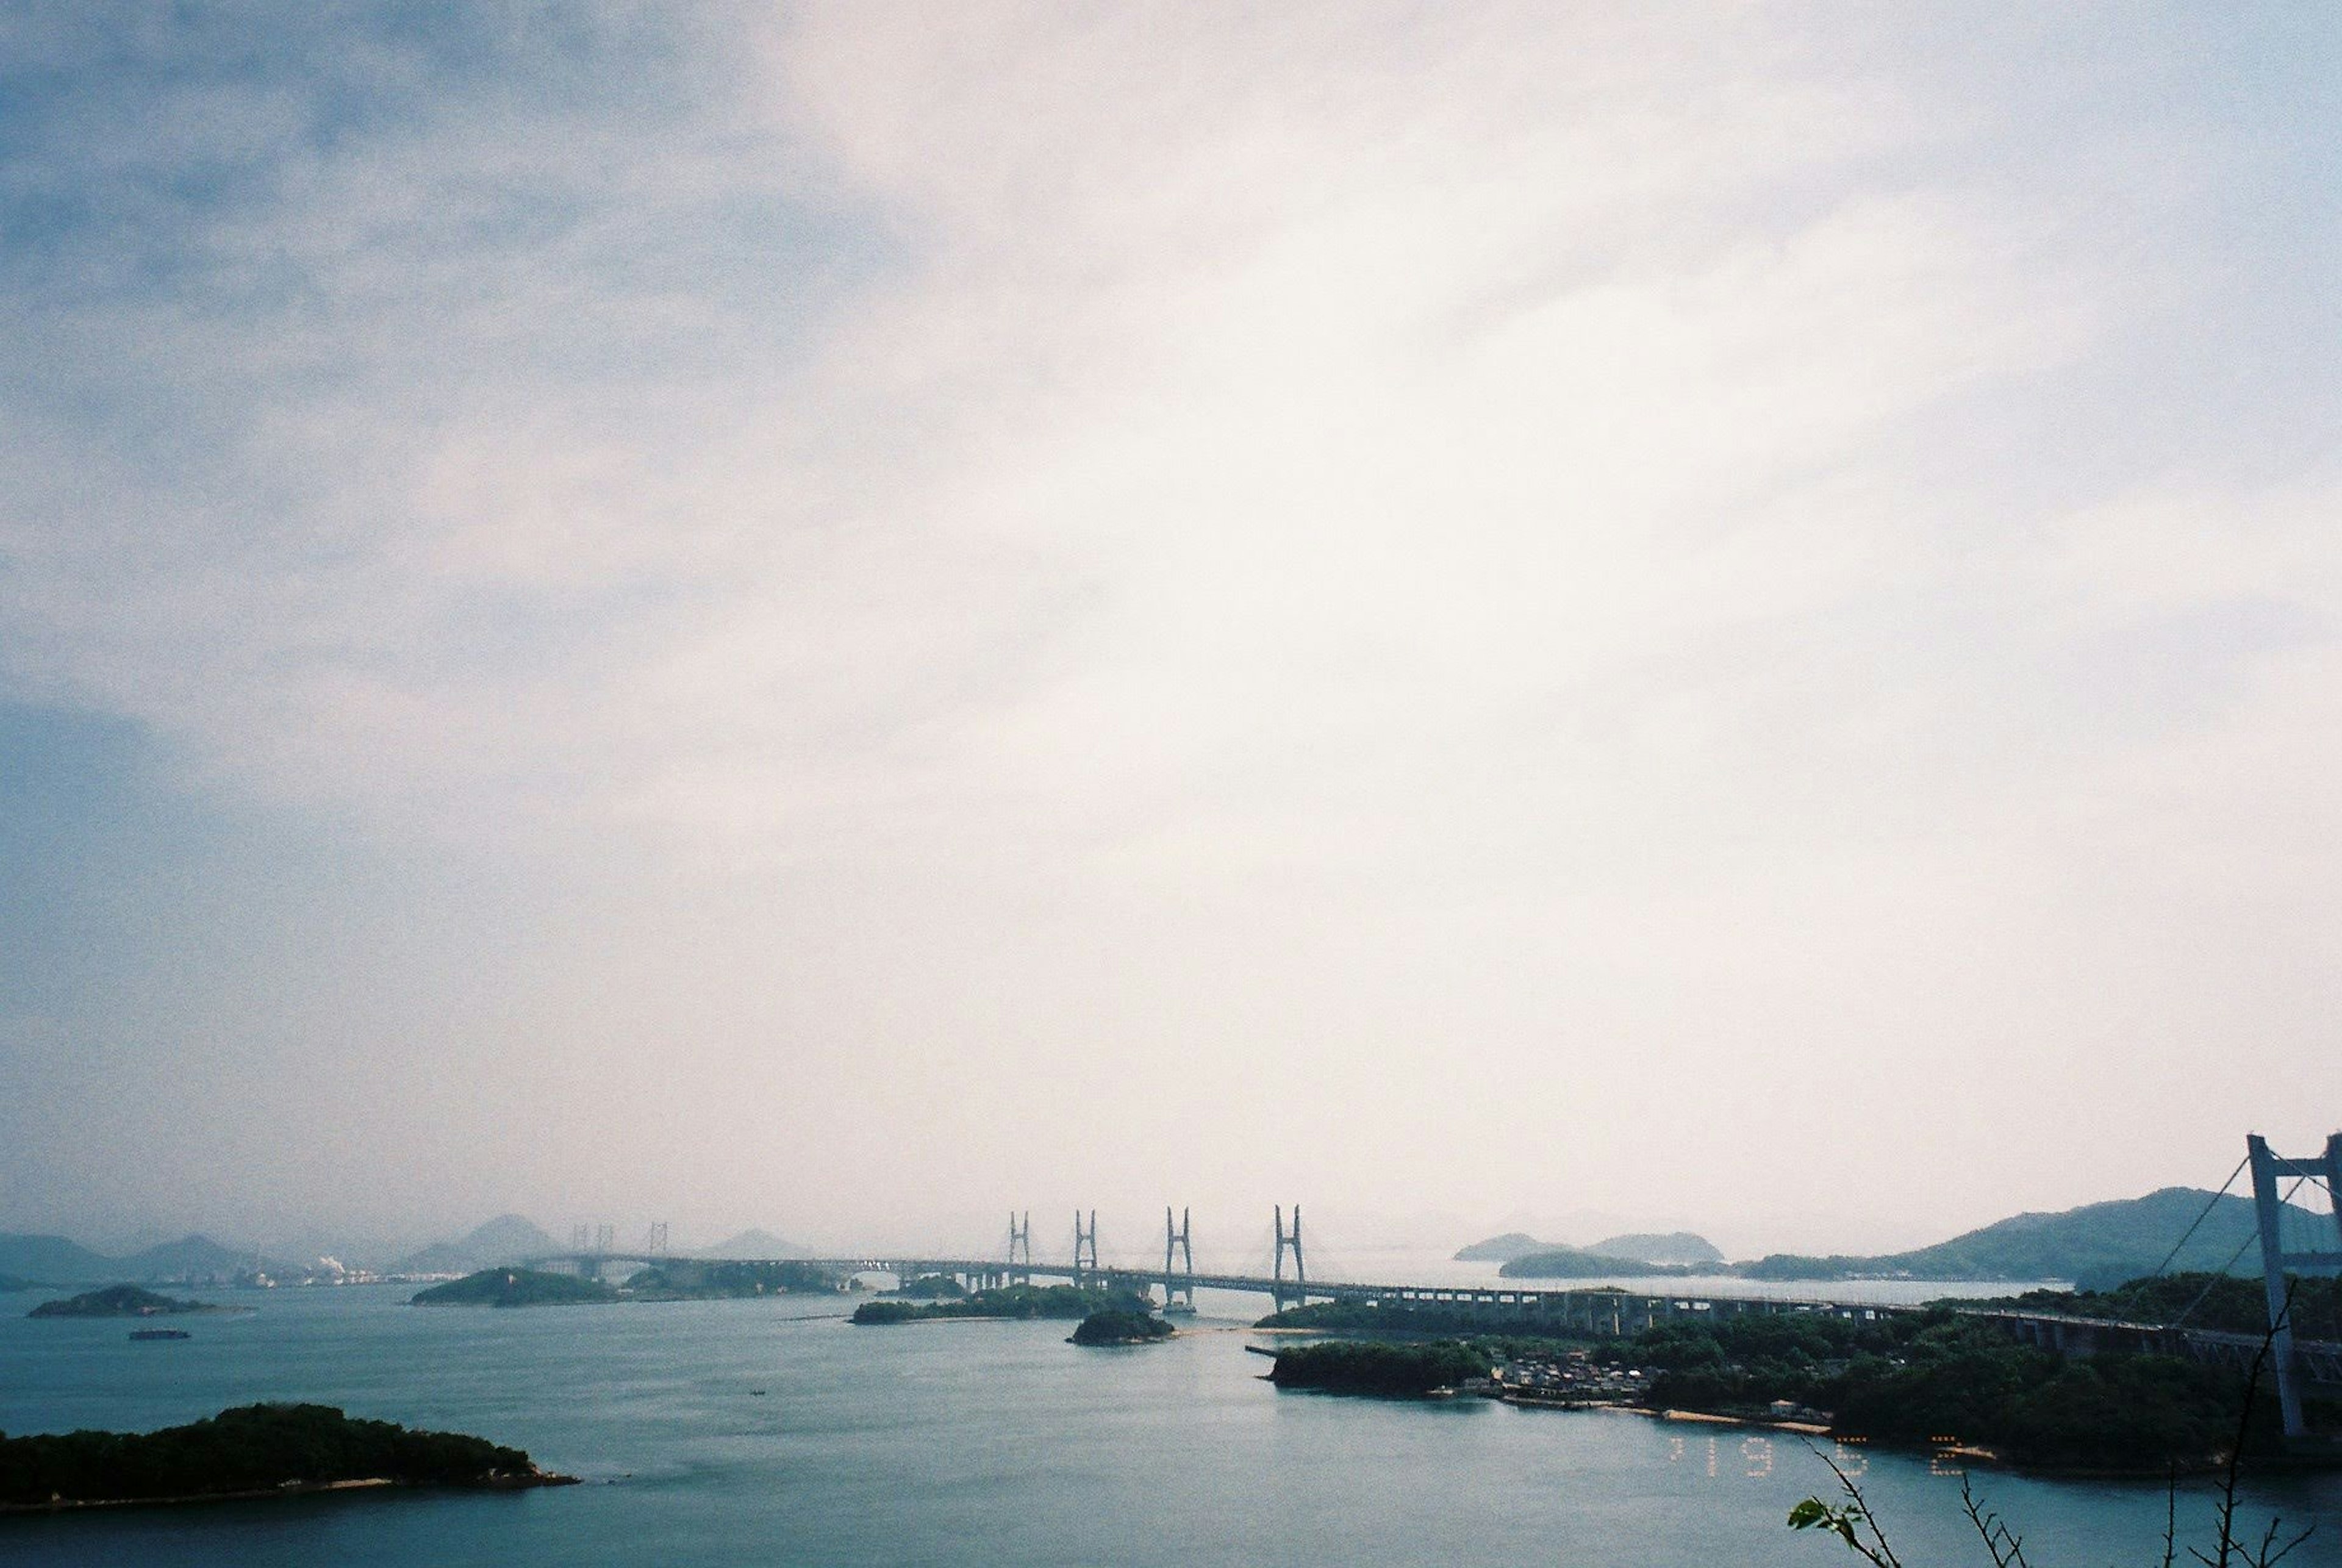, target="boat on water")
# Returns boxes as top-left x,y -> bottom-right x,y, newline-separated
130,1328 -> 192,1341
